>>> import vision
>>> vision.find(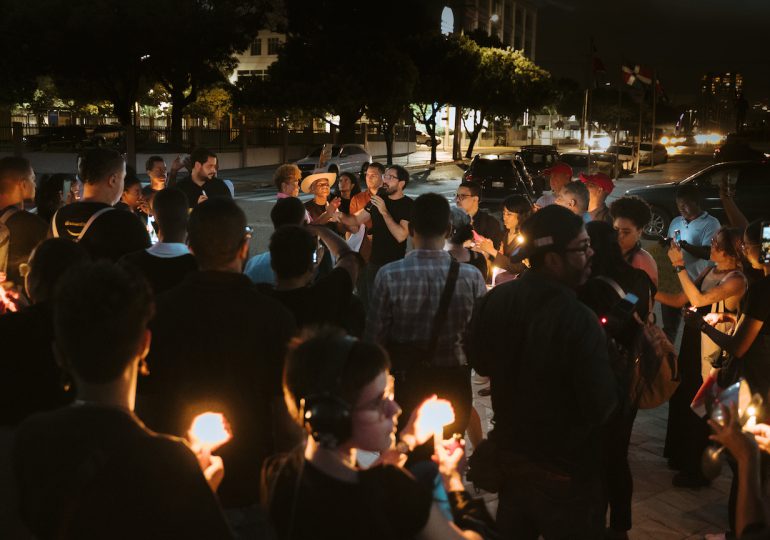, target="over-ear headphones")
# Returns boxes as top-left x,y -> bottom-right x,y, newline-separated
299,335 -> 357,449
